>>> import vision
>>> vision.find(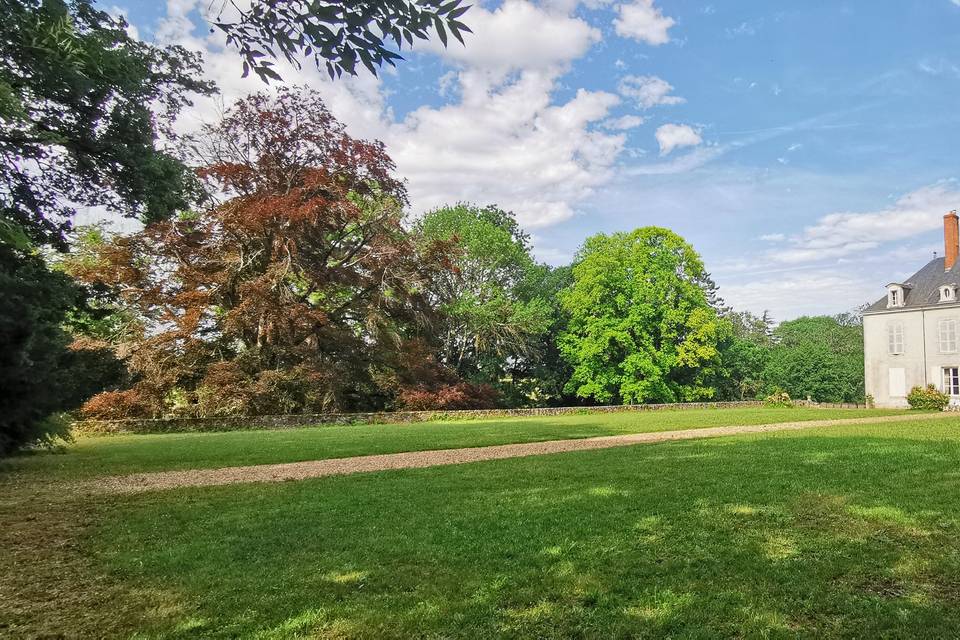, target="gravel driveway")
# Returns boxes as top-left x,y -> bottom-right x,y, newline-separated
90,412 -> 951,494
